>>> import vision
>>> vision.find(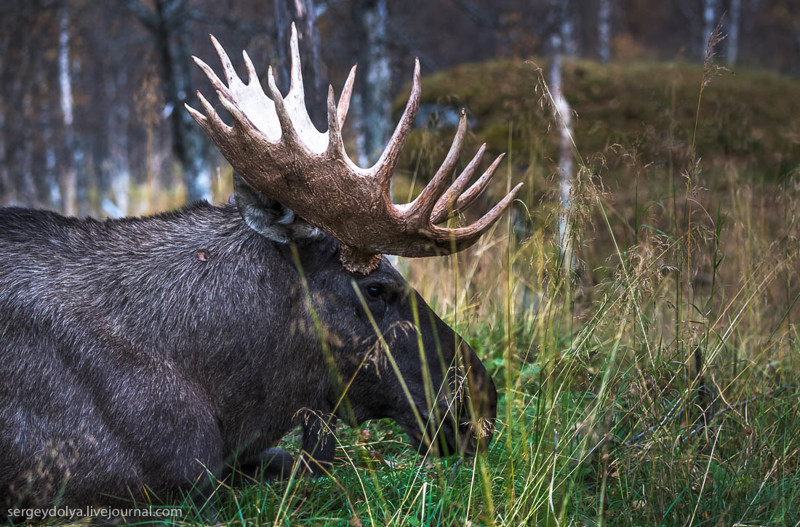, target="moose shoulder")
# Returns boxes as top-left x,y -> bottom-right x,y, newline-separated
0,24 -> 517,515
